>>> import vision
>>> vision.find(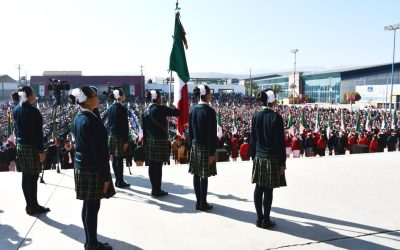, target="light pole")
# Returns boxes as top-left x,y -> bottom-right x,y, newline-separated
290,49 -> 298,106
384,23 -> 400,113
